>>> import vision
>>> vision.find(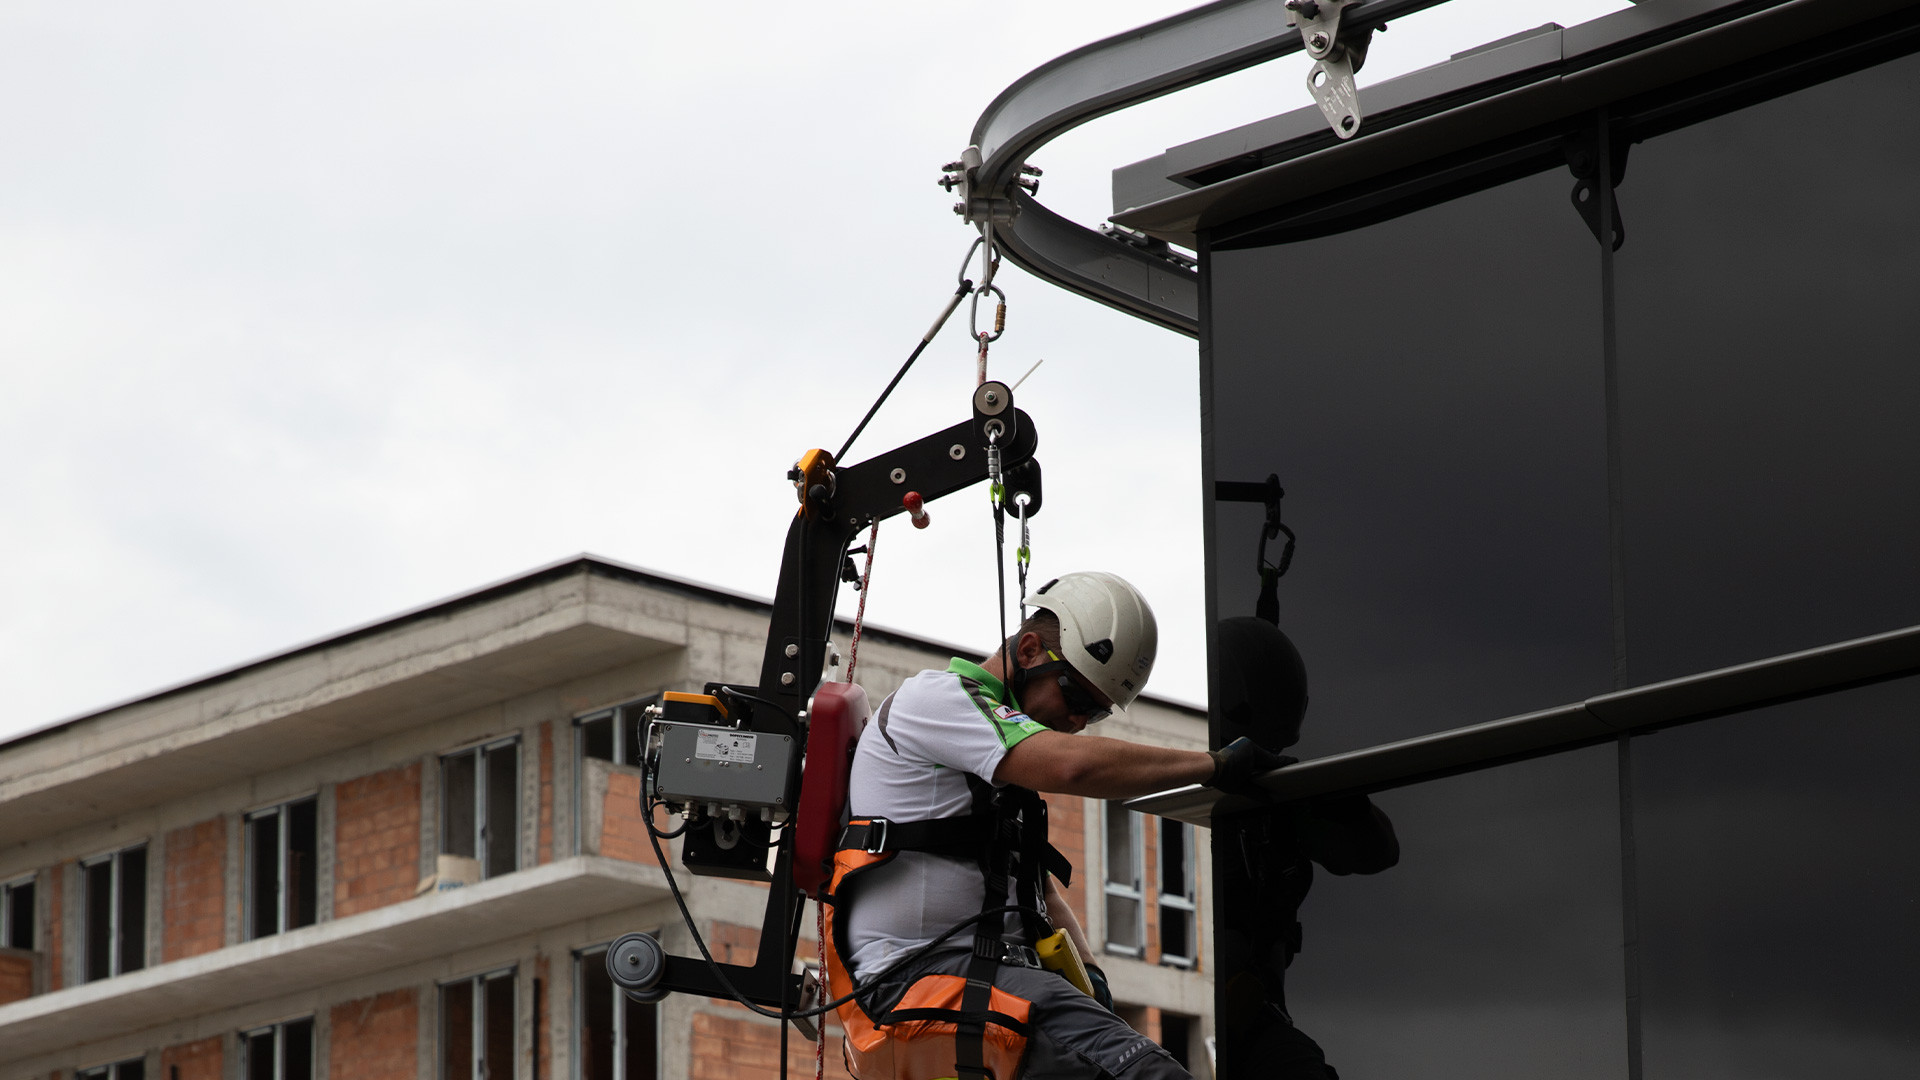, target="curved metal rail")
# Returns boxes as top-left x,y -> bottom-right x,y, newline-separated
966,0 -> 1451,336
